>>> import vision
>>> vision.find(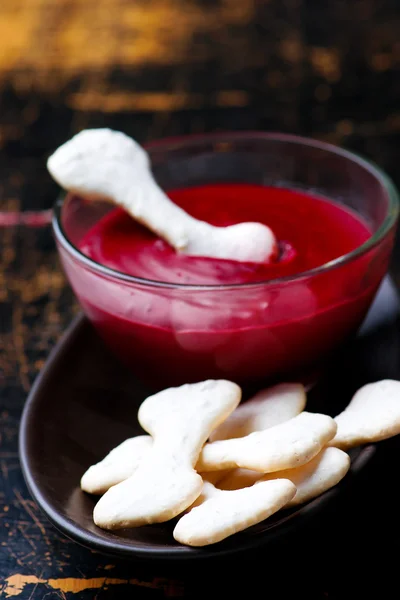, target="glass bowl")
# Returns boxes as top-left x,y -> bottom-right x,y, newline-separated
52,132 -> 399,391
